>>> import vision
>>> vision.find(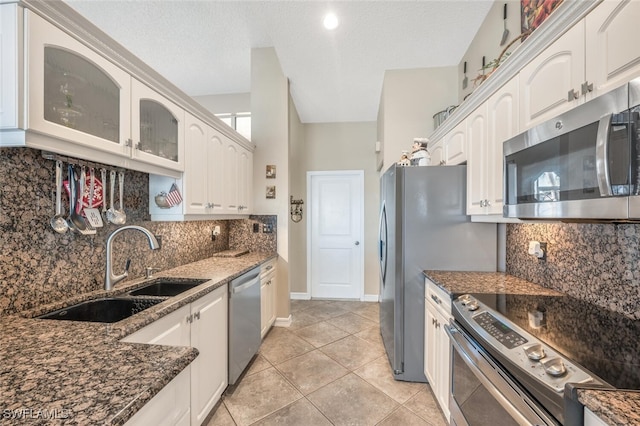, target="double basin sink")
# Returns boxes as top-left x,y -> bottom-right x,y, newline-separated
37,278 -> 208,323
